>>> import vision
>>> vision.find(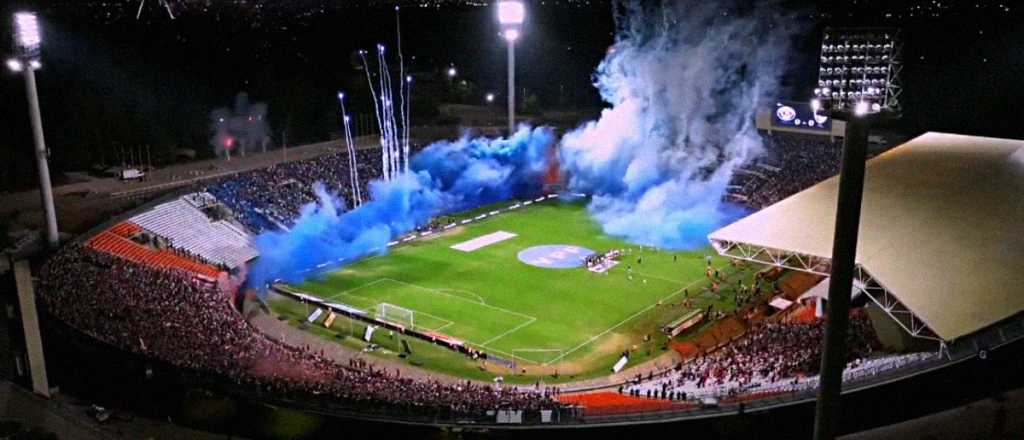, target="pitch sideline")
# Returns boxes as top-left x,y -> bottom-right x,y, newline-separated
543,267 -> 717,365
